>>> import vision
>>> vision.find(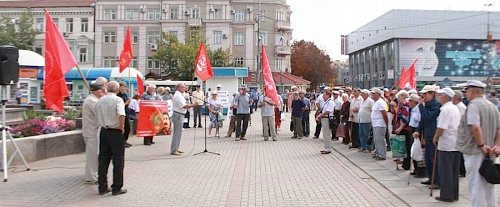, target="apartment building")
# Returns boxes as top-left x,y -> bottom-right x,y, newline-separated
94,0 -> 293,79
0,0 -> 96,68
